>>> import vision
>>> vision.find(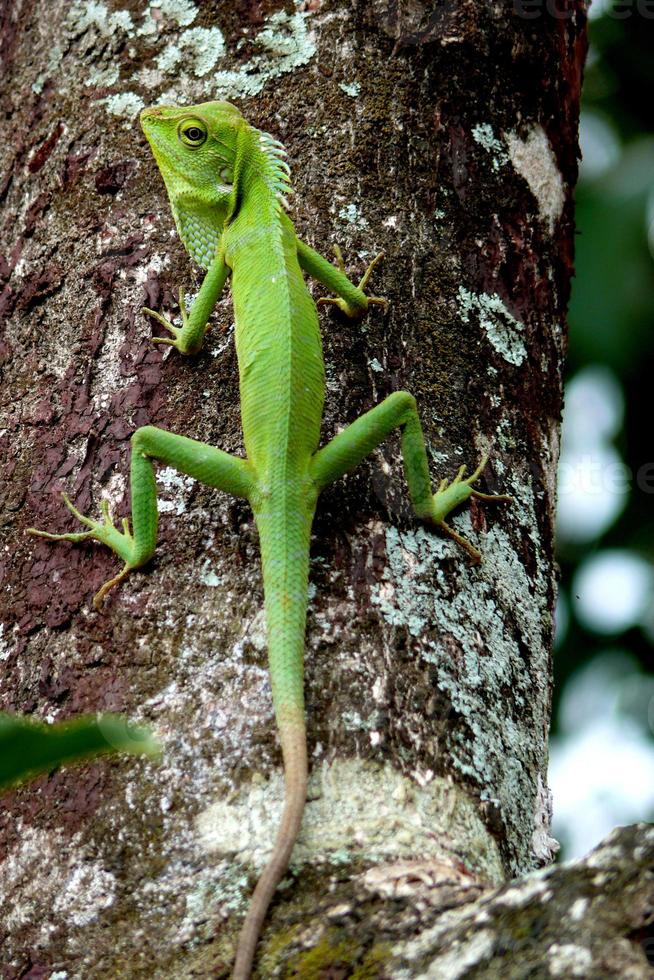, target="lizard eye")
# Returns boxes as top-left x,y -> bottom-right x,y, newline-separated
178,118 -> 207,148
